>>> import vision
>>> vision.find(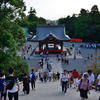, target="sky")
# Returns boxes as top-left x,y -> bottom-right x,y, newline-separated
24,0 -> 100,20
